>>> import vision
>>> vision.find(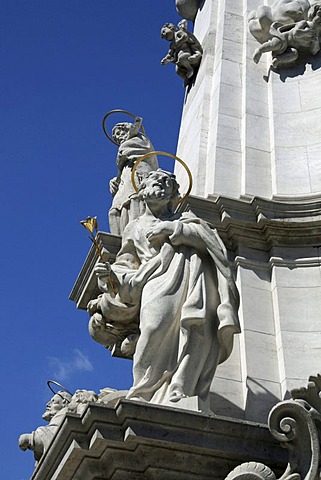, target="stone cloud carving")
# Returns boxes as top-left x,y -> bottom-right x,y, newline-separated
161,20 -> 203,86
88,169 -> 240,412
248,0 -> 321,68
107,116 -> 158,236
